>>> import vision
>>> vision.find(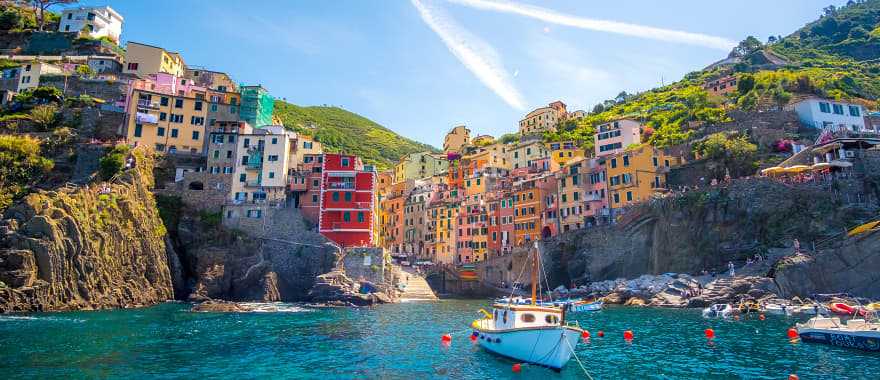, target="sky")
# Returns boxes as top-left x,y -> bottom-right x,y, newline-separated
79,0 -> 848,148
